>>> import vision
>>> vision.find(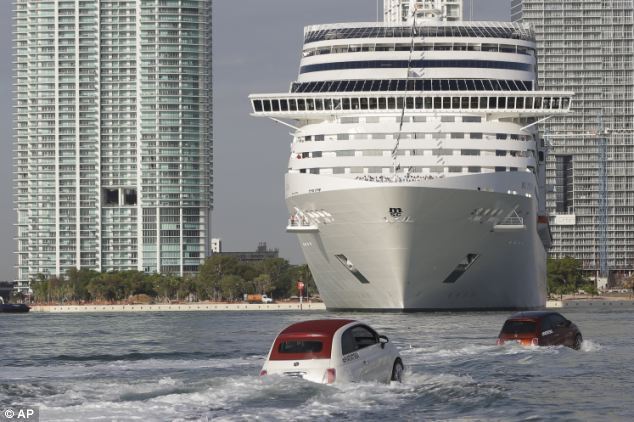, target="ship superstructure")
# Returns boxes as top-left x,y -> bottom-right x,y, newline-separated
250,1 -> 573,310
